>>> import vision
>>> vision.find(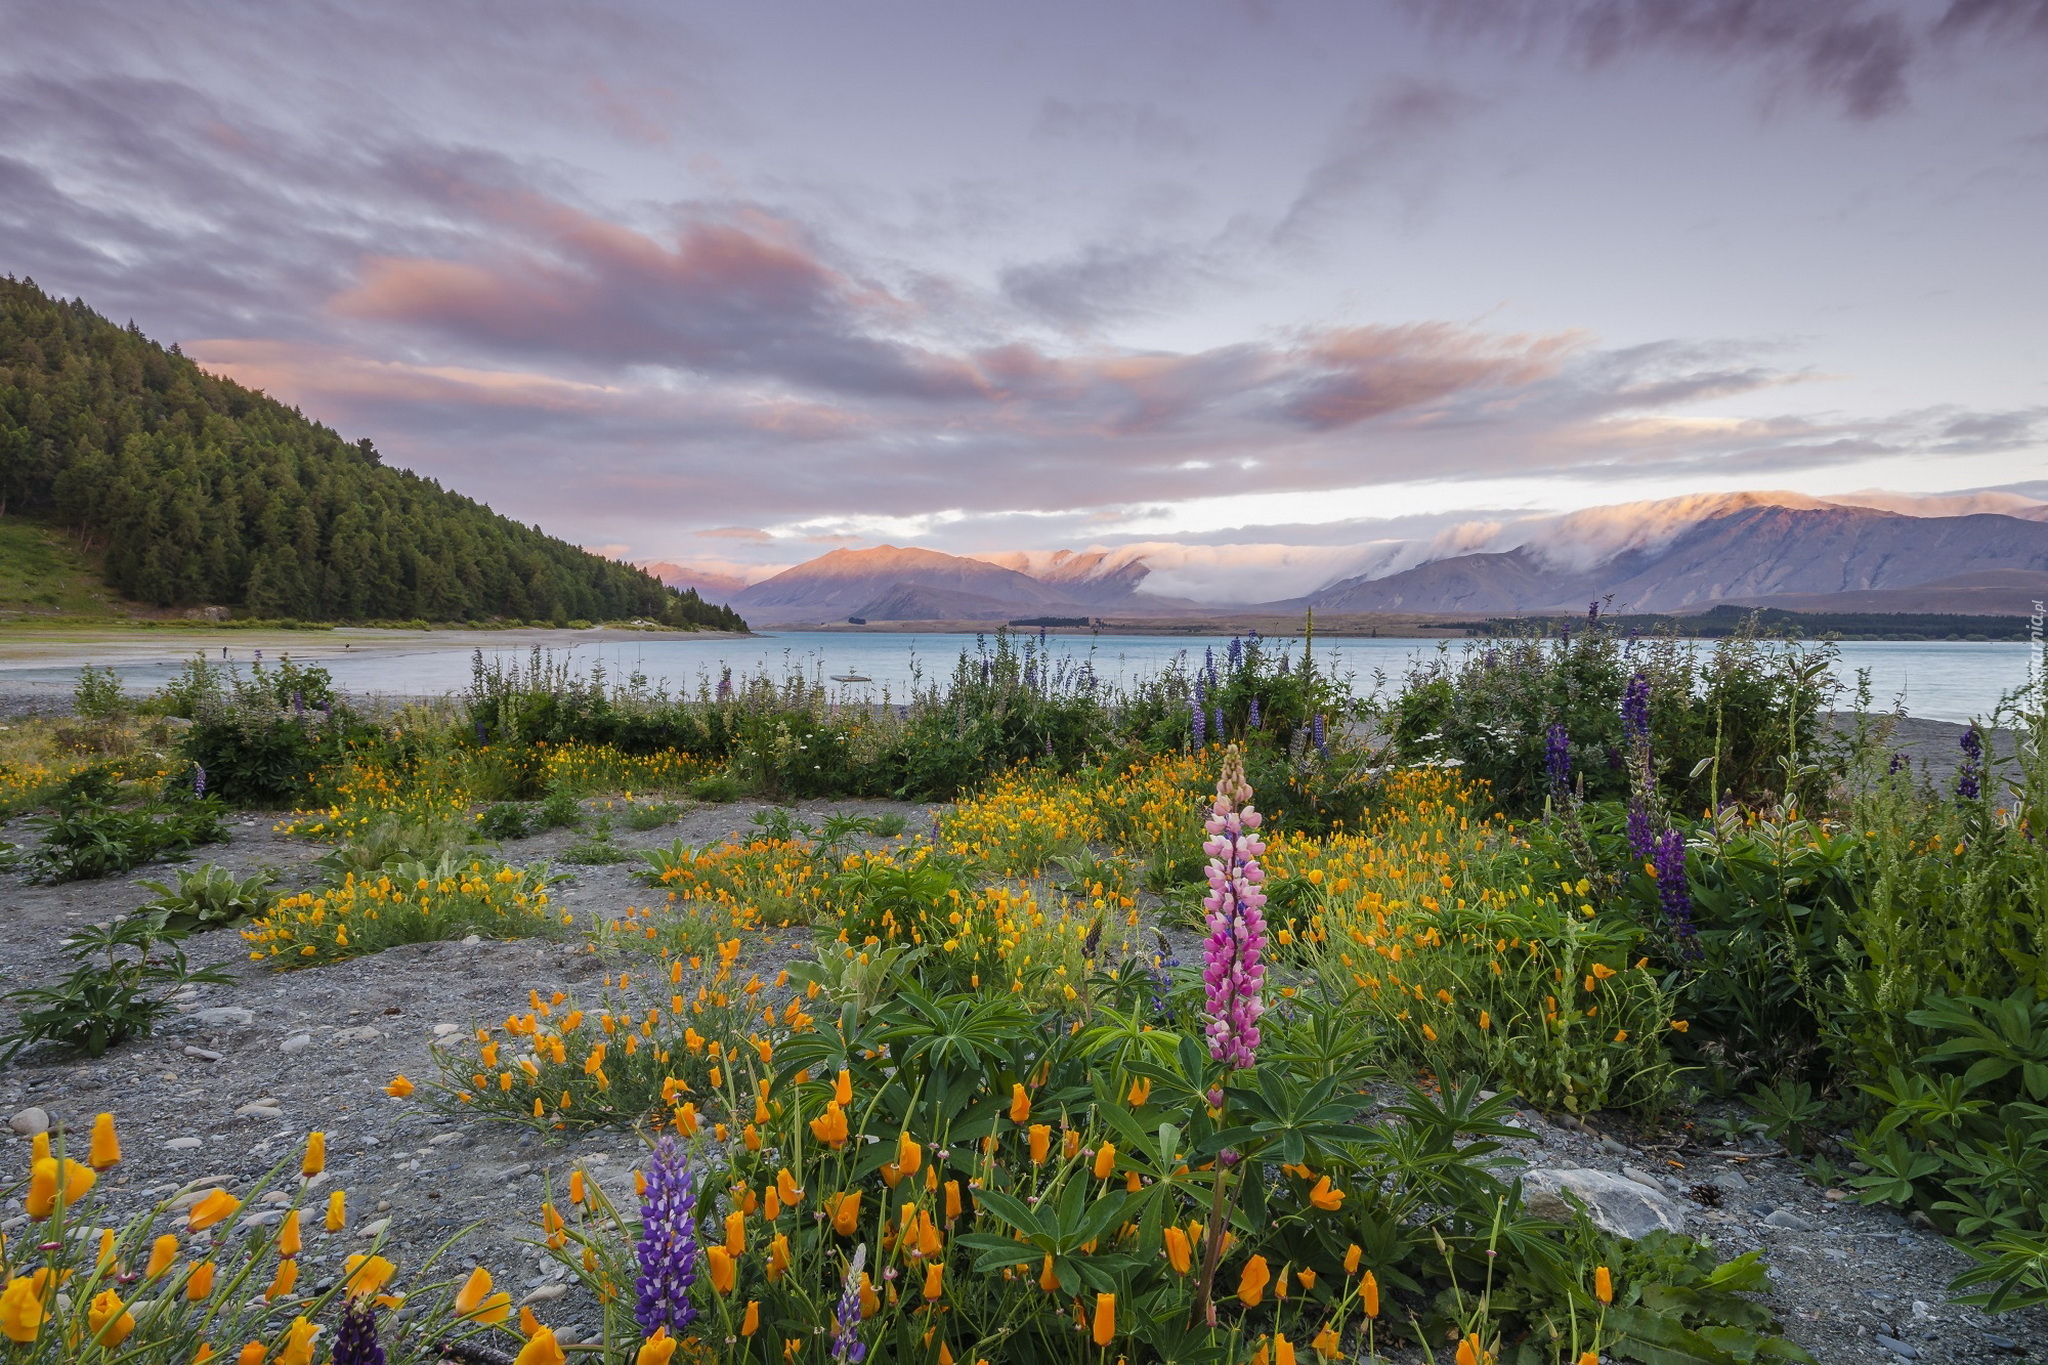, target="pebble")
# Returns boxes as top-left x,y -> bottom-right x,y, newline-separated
182,1047 -> 223,1062
358,1217 -> 391,1239
431,1023 -> 463,1038
333,1026 -> 382,1044
165,1137 -> 203,1151
279,1035 -> 312,1055
461,934 -> 482,946
1765,1209 -> 1817,1232
7,1107 -> 50,1135
191,1007 -> 255,1028
521,1282 -> 567,1305
1874,1335 -> 1918,1359
235,1103 -> 284,1119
